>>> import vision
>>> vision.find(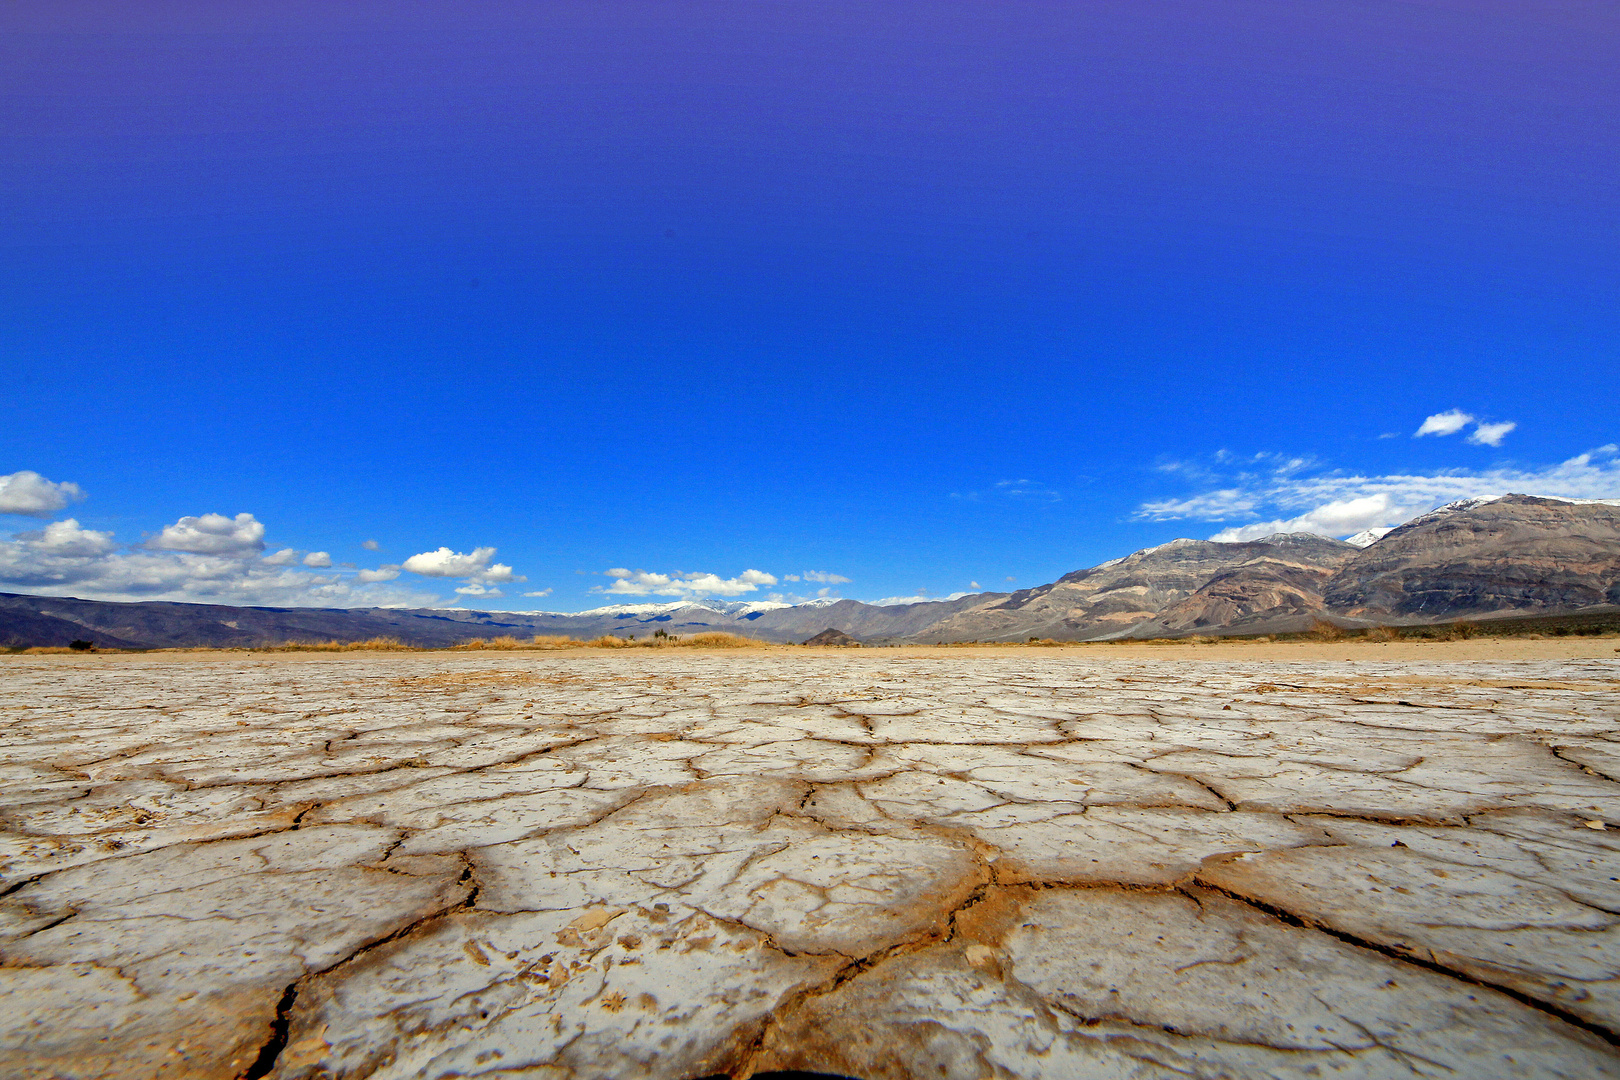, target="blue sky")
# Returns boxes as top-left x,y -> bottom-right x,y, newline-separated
2,1 -> 1617,611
